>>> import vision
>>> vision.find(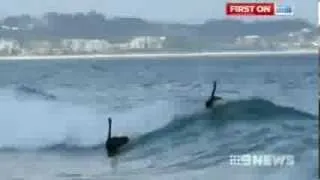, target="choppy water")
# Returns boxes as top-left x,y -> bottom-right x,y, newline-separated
0,55 -> 317,180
